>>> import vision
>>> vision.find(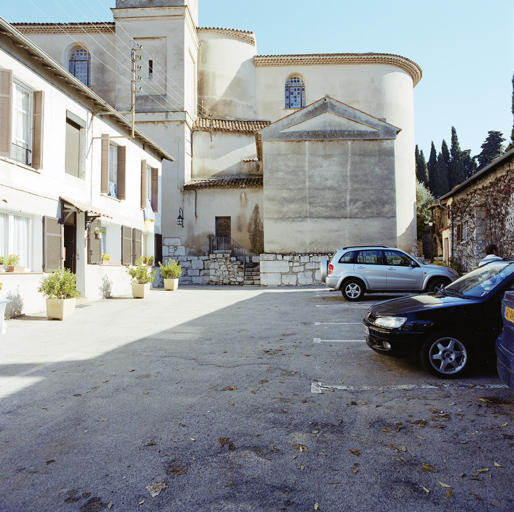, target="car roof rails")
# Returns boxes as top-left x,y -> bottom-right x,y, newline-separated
341,245 -> 389,250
